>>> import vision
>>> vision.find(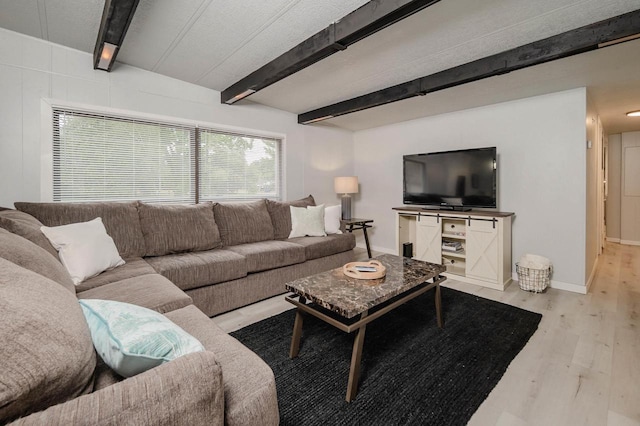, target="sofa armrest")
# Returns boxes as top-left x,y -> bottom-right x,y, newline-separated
11,352 -> 224,426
